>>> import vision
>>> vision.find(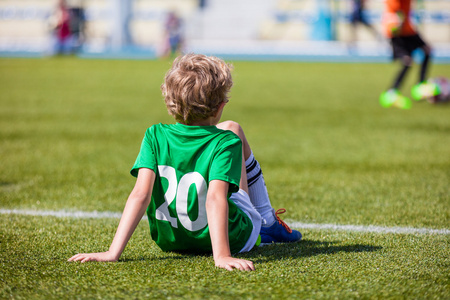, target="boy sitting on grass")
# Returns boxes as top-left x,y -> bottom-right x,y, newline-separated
69,54 -> 301,271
